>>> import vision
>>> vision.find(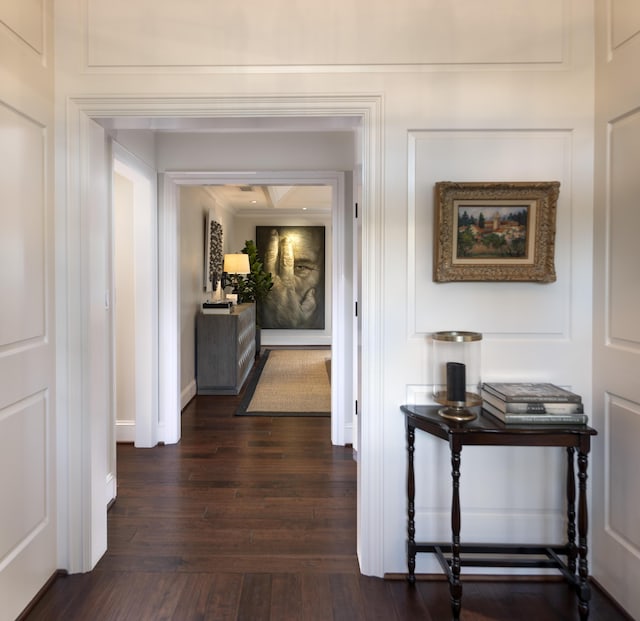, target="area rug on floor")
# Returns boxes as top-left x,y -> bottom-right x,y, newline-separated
236,349 -> 331,416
